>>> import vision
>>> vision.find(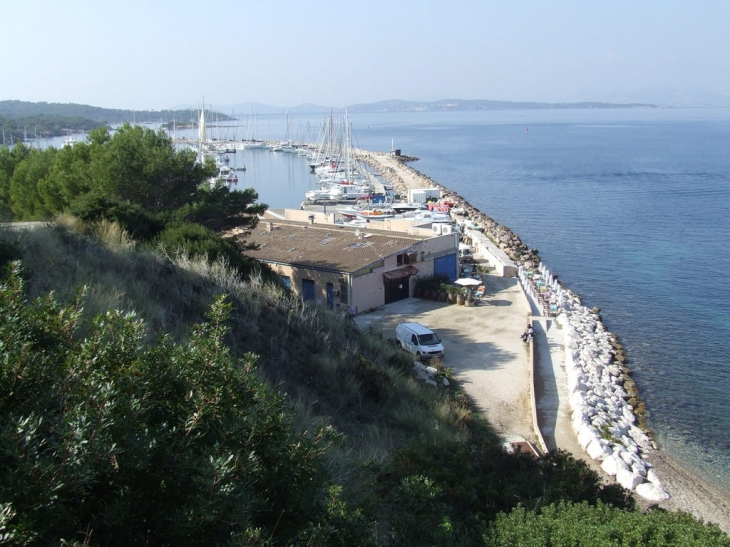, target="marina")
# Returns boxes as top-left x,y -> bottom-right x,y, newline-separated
215,107 -> 730,529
